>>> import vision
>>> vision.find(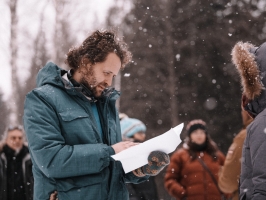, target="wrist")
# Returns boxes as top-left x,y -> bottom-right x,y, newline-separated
107,146 -> 115,156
